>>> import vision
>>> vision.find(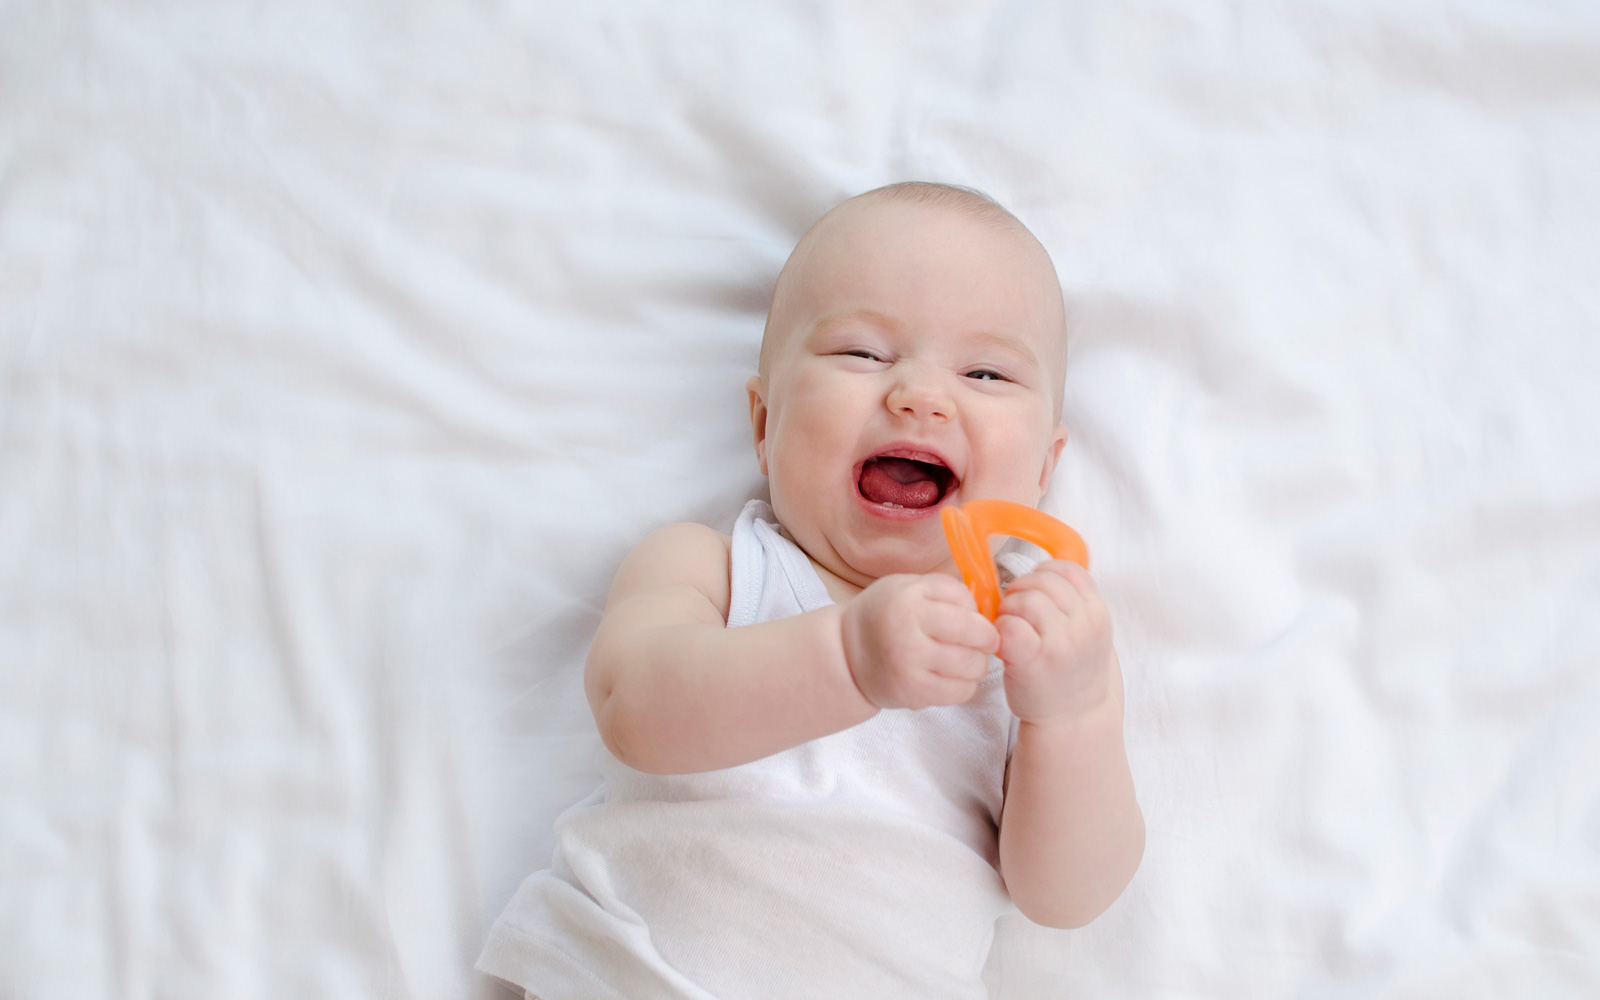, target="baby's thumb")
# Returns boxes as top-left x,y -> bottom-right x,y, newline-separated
994,613 -> 1042,665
